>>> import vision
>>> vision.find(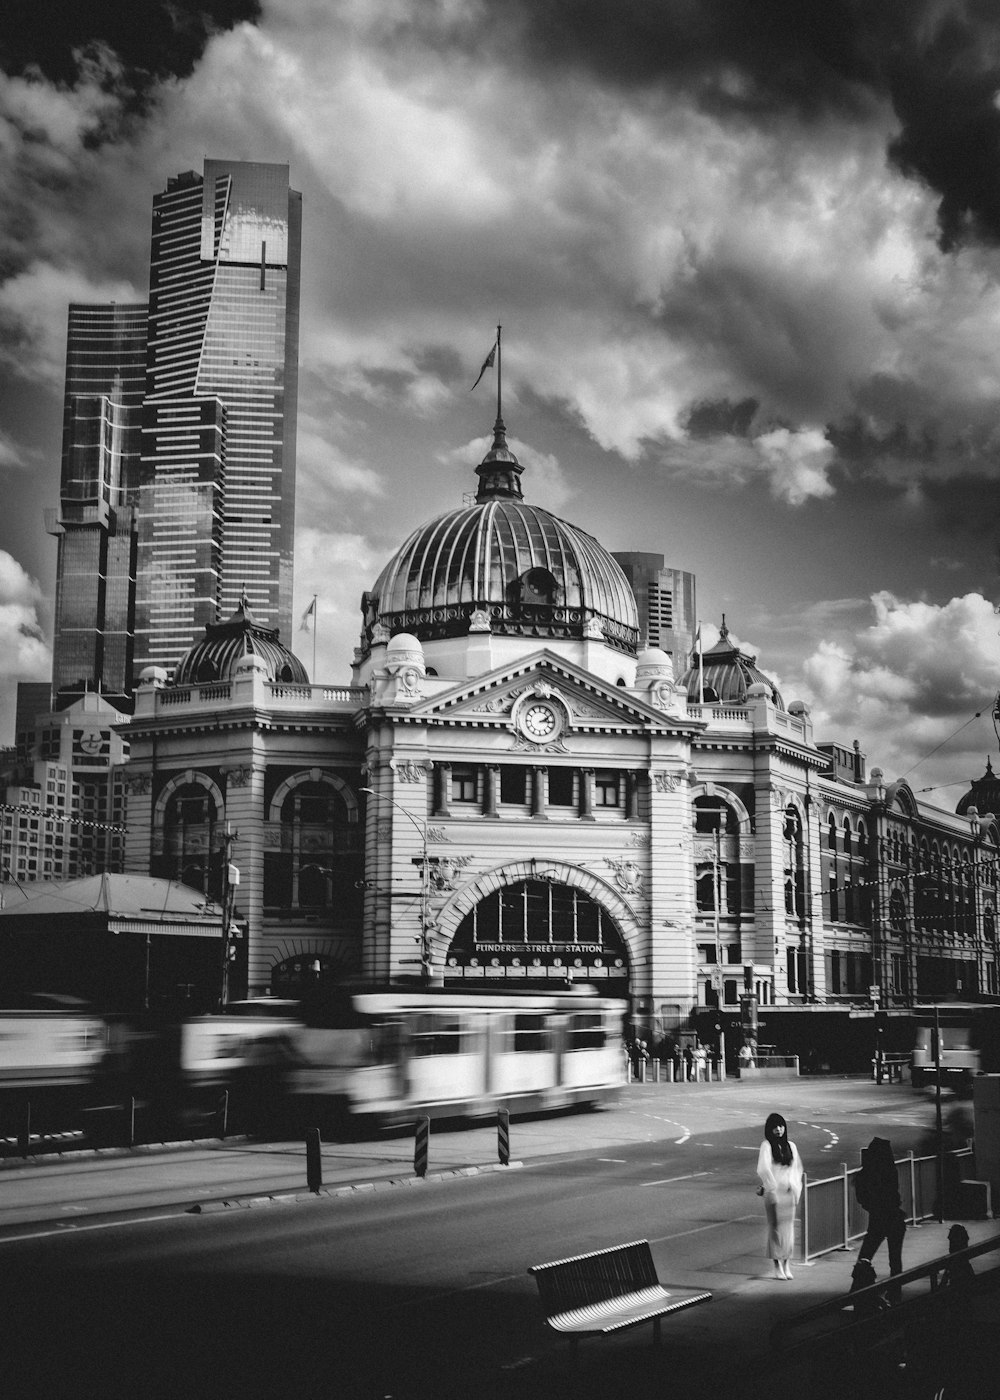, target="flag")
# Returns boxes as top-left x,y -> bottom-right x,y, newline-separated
299,597 -> 317,632
471,341 -> 496,391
